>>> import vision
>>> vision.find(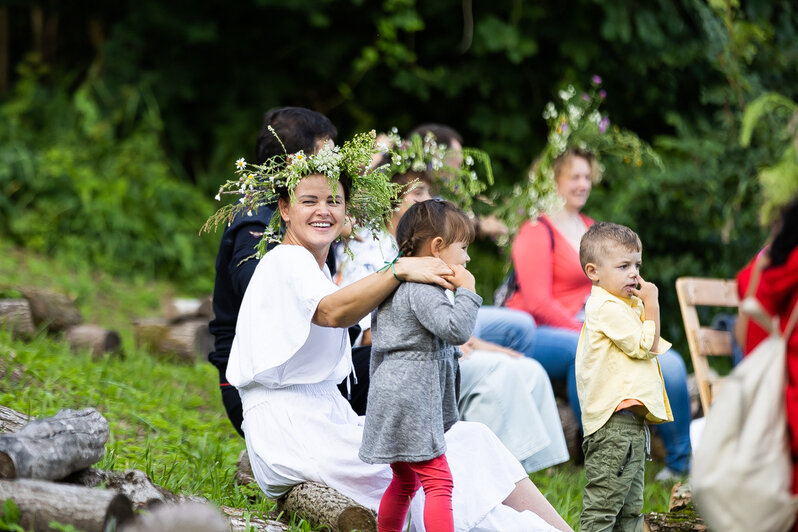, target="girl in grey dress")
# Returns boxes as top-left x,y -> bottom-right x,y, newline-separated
360,199 -> 481,532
